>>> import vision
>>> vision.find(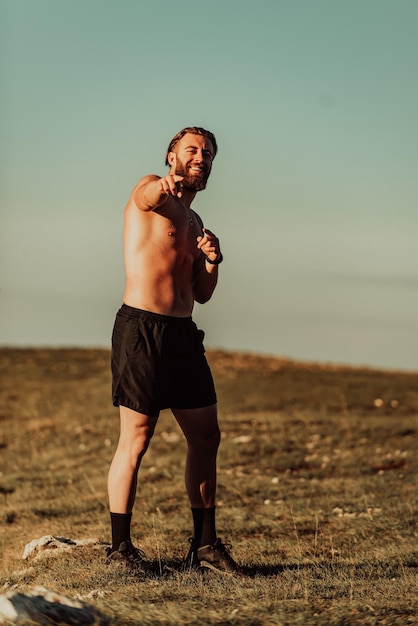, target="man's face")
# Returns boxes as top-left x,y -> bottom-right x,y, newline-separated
169,133 -> 214,192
